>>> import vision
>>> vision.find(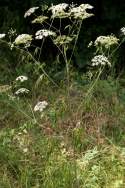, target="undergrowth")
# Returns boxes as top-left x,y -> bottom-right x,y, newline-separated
1,77 -> 125,188
1,2 -> 125,188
